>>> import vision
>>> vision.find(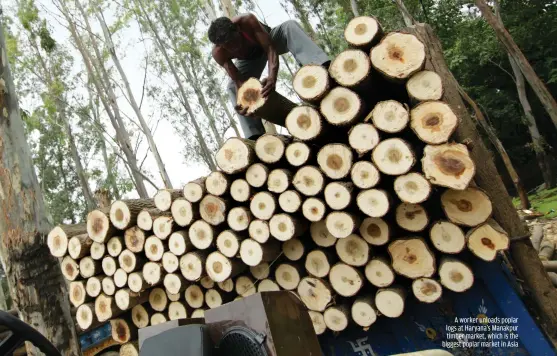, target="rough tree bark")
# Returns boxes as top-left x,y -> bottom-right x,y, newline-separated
0,23 -> 80,354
